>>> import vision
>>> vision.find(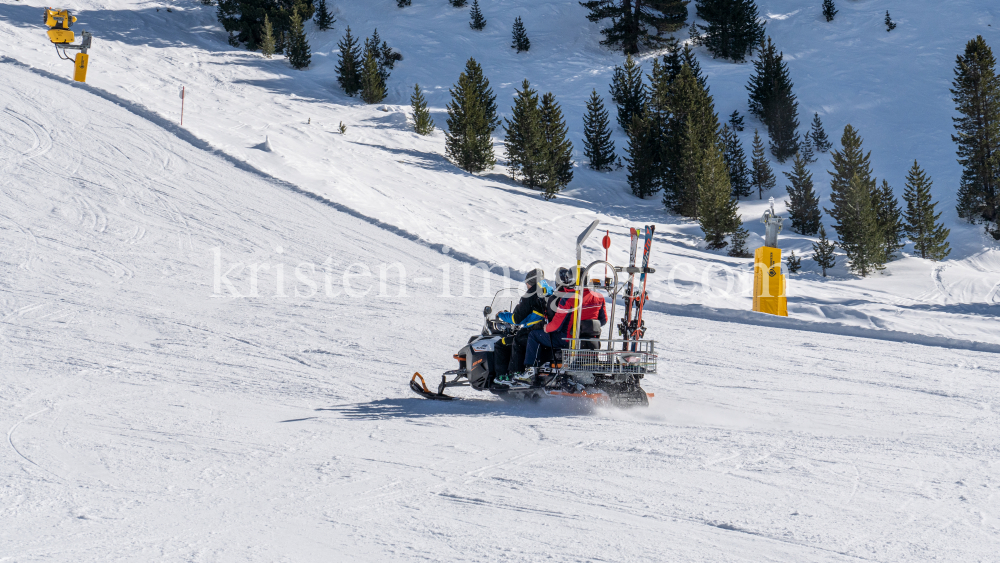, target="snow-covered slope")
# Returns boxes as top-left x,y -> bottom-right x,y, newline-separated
2,0 -> 999,347
3,2 -> 1000,560
3,59 -> 1000,562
